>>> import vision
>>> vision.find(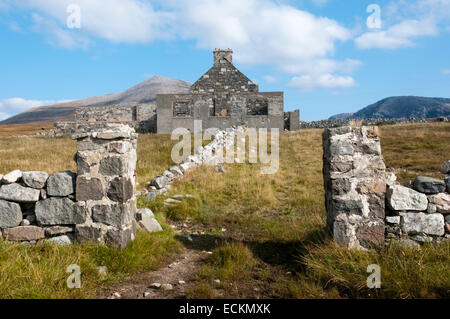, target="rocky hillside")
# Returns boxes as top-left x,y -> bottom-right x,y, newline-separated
329,96 -> 450,120
0,76 -> 192,124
